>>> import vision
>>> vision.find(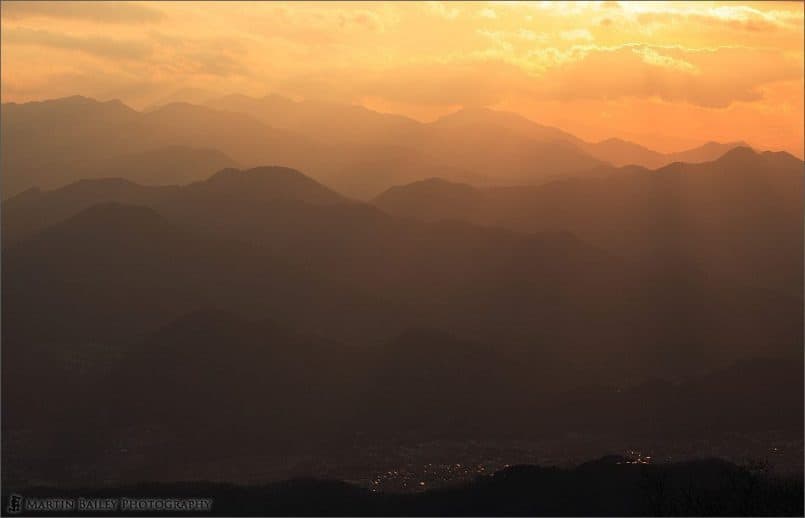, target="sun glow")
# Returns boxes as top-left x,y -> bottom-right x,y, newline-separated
1,1 -> 802,155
